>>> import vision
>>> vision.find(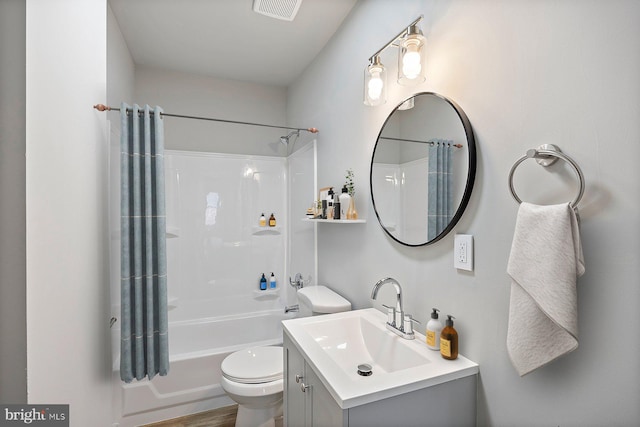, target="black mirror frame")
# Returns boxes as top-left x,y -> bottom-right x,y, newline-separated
369,92 -> 477,247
